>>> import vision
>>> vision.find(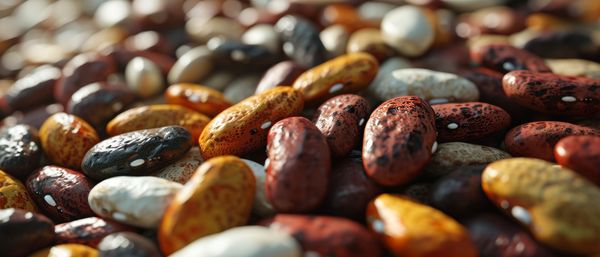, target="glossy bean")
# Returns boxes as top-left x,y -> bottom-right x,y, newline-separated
26,165 -> 95,222
362,96 -> 437,186
266,117 -> 330,213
